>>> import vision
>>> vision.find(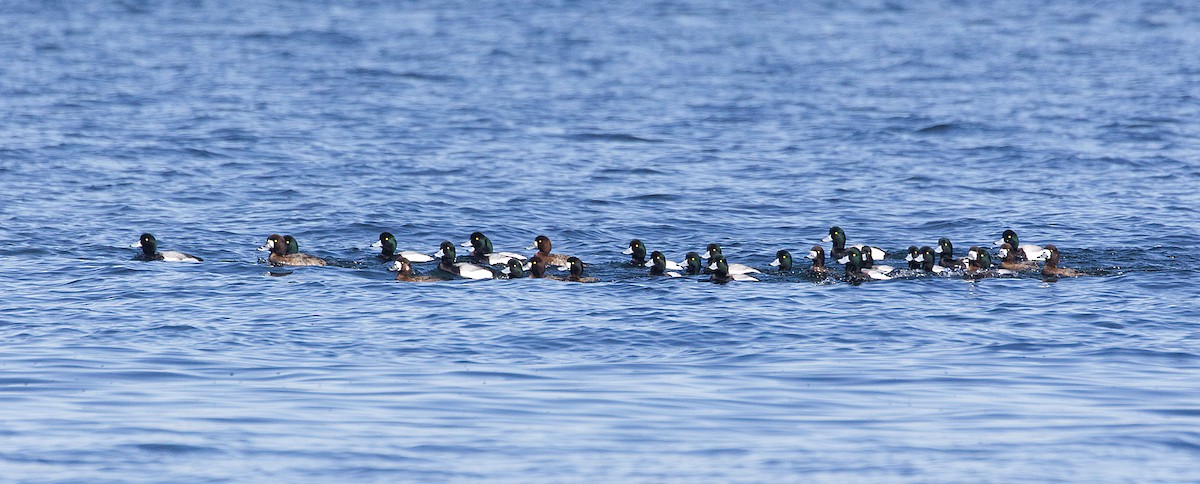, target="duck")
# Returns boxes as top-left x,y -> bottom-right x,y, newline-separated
805,245 -> 831,274
373,232 -> 434,263
965,246 -> 1013,277
1040,245 -> 1081,277
702,244 -> 761,275
564,257 -> 598,282
837,247 -> 891,281
130,233 -> 203,262
994,229 -> 1045,262
706,255 -> 759,283
433,241 -> 495,279
283,235 -> 300,255
623,239 -> 648,266
914,246 -> 947,273
934,237 -> 965,269
822,226 -> 885,261
500,258 -> 529,279
526,257 -> 562,280
680,252 -> 705,275
769,250 -> 794,272
259,234 -> 327,266
997,243 -> 1036,271
904,246 -> 920,269
389,258 -> 443,282
646,251 -> 682,277
860,246 -> 895,273
461,231 -> 526,265
528,235 -> 570,266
